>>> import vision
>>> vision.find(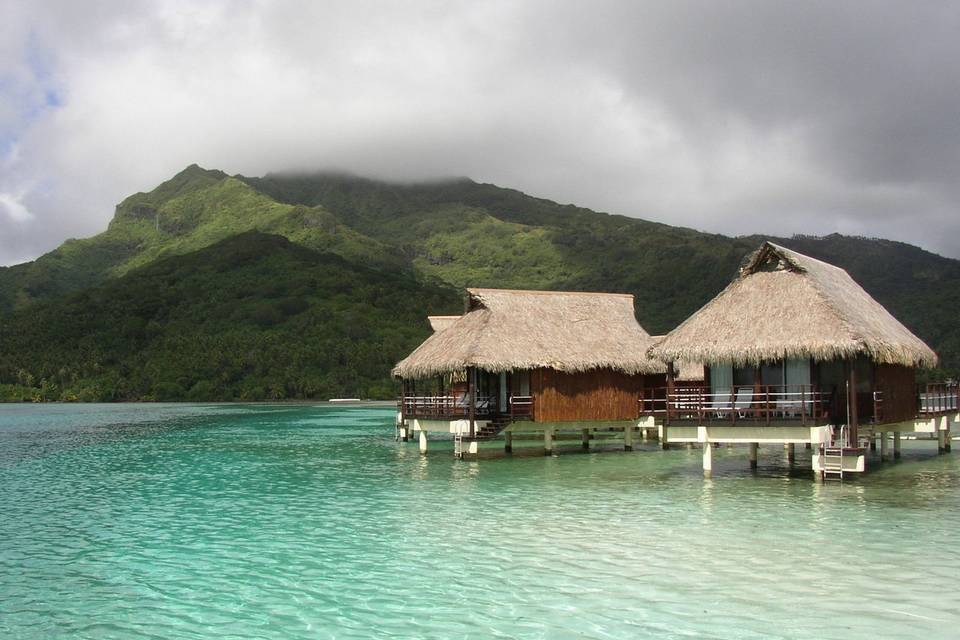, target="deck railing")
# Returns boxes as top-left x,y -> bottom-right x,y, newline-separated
399,394 -> 535,421
872,390 -> 884,424
918,383 -> 959,415
509,395 -> 534,420
400,395 -> 497,419
638,385 -> 832,426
